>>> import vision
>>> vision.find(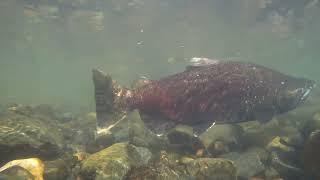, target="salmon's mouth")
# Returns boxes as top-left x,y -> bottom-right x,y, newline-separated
299,88 -> 311,102
298,83 -> 316,103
